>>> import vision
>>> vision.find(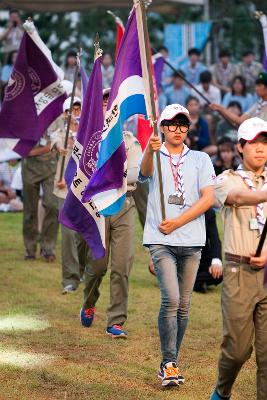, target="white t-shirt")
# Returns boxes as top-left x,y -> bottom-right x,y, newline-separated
140,145 -> 216,246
